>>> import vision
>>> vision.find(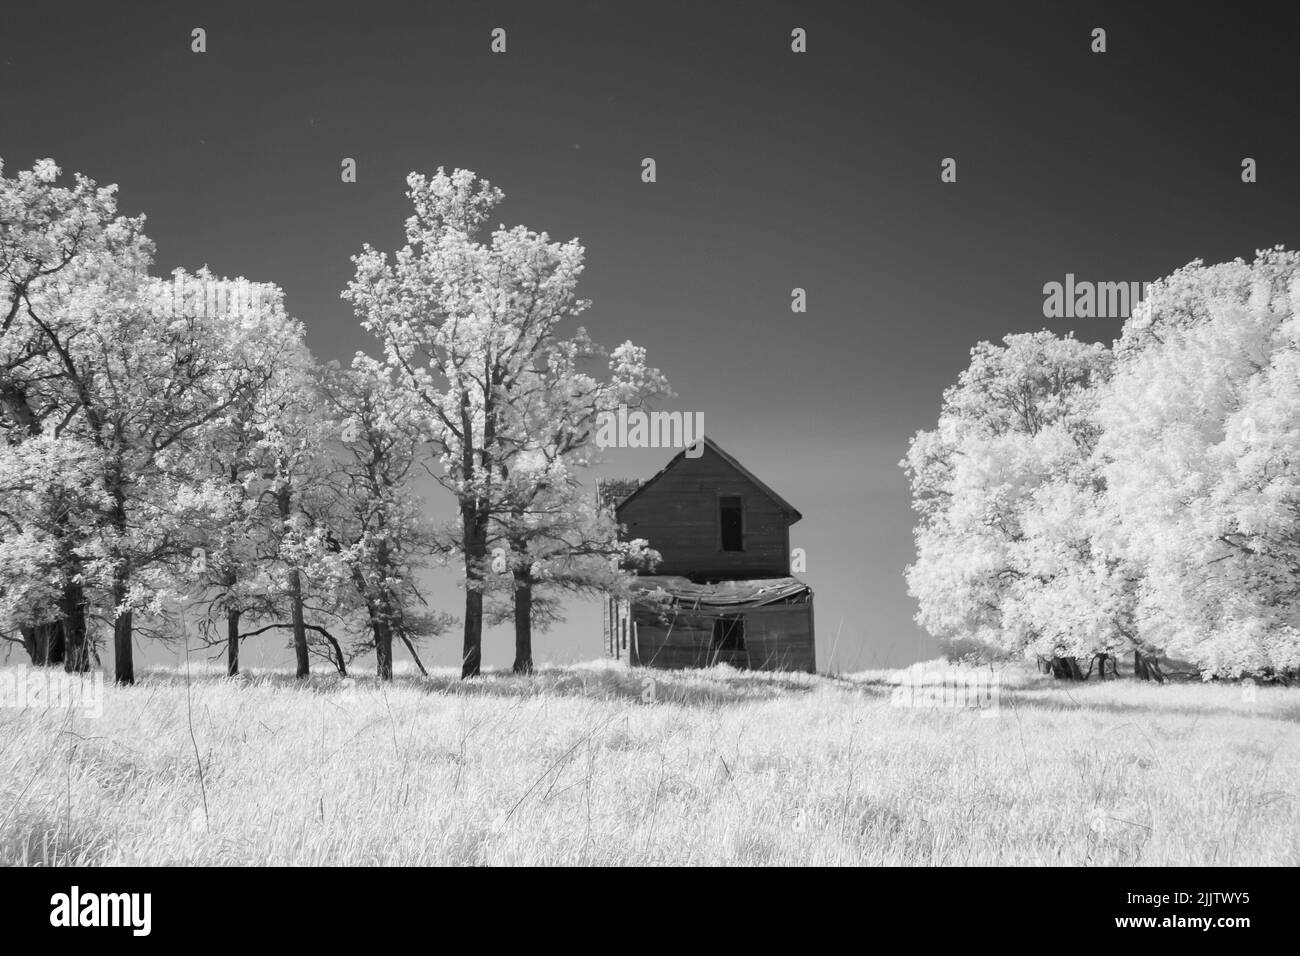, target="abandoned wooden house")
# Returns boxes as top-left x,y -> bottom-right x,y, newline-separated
598,436 -> 815,673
